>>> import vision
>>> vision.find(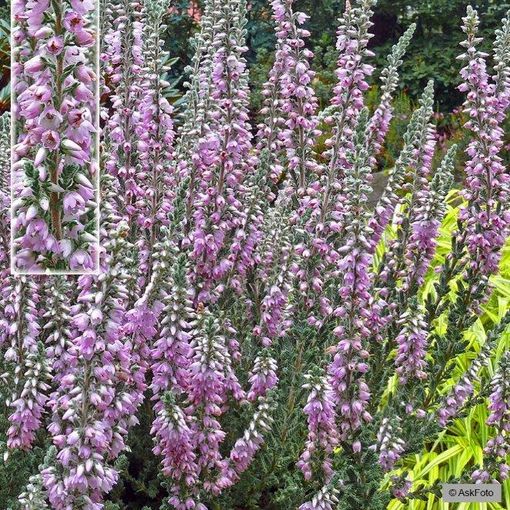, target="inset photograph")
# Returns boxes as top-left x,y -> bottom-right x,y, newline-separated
10,0 -> 99,273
